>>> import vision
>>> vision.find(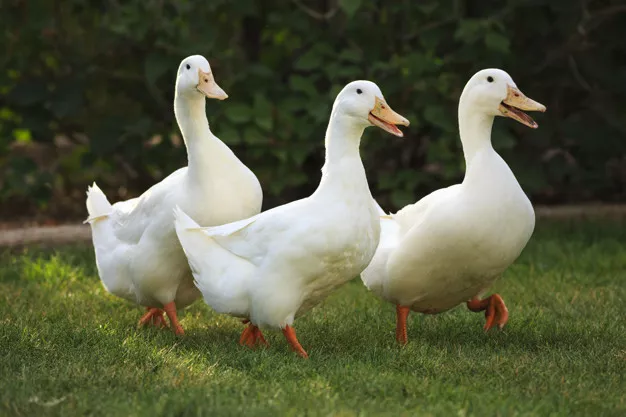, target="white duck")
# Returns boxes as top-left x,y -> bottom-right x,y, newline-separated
175,81 -> 409,357
85,55 -> 262,335
361,69 -> 546,344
